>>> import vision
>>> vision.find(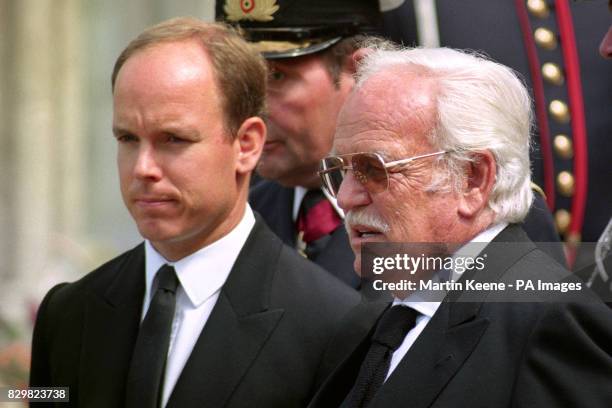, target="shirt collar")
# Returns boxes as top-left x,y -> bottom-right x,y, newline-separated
393,296 -> 440,318
449,221 -> 508,281
394,222 -> 509,315
469,221 -> 508,244
144,205 -> 256,308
